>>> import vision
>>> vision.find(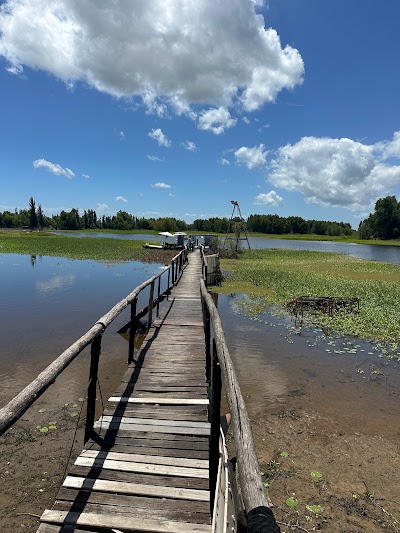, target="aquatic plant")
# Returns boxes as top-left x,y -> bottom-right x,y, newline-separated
219,249 -> 400,347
